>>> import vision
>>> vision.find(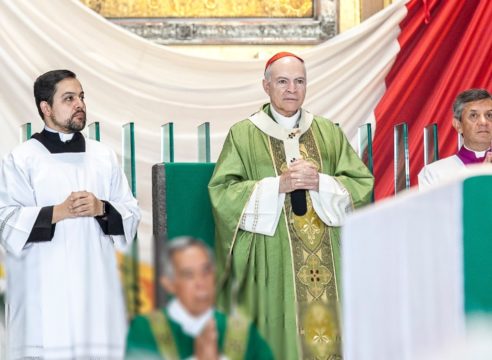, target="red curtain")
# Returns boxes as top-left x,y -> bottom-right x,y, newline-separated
373,0 -> 492,199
